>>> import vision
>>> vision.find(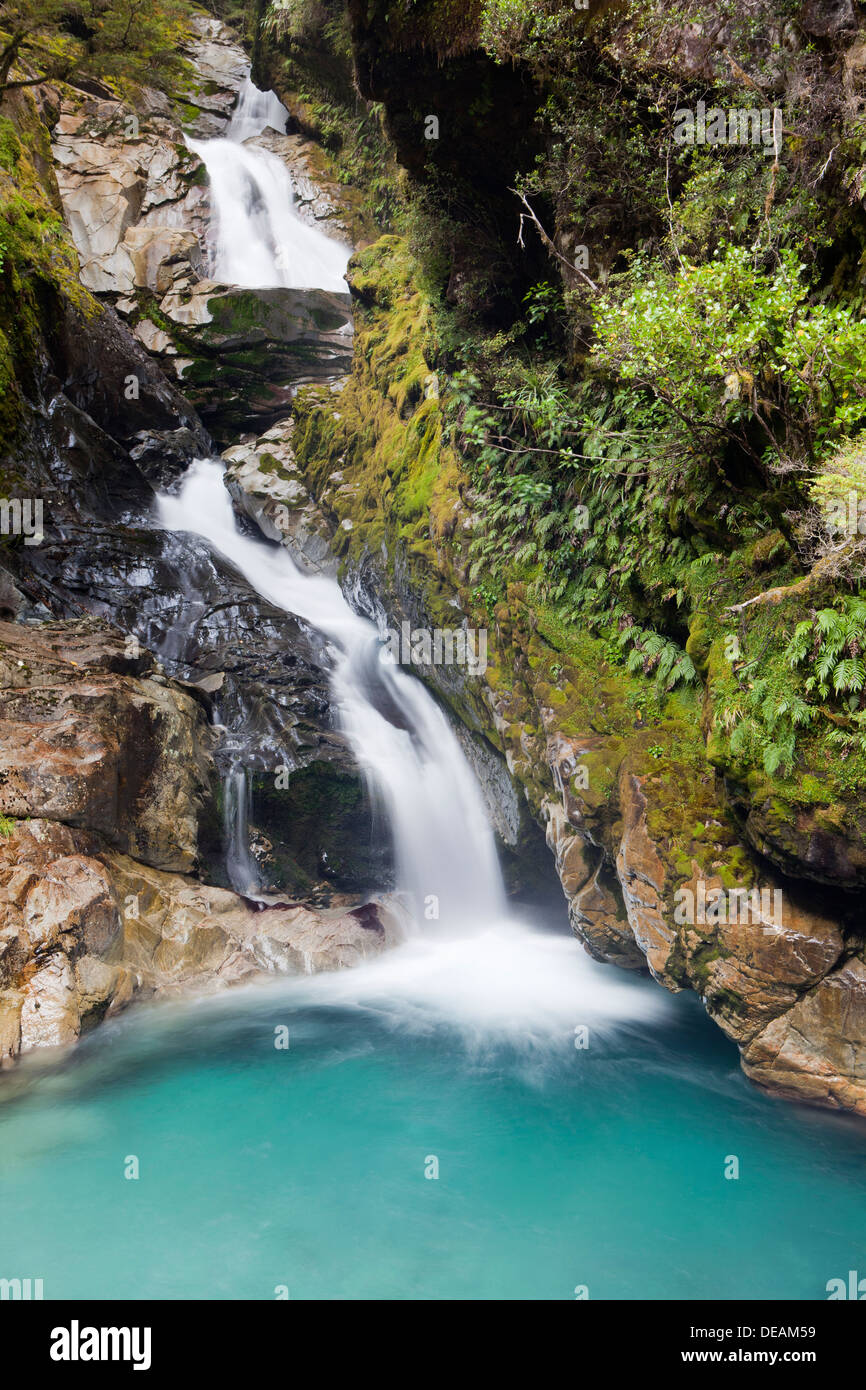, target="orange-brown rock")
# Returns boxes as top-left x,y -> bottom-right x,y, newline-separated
0,619 -> 215,873
0,819 -> 407,1066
